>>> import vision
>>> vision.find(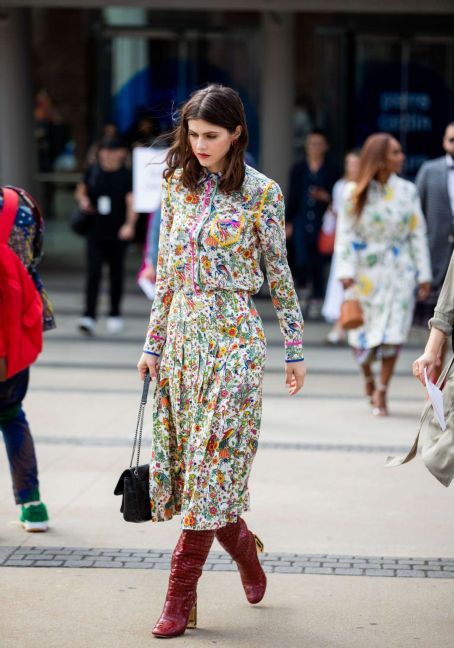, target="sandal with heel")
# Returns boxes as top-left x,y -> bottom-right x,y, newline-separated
372,384 -> 388,417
